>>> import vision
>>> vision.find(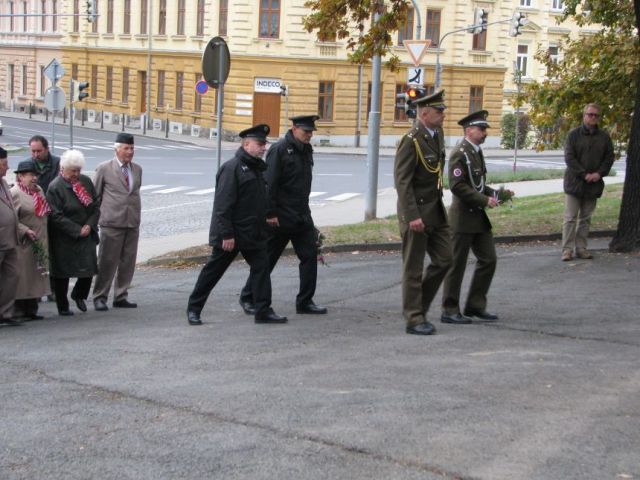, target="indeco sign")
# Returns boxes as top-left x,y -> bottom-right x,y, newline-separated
254,78 -> 282,94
